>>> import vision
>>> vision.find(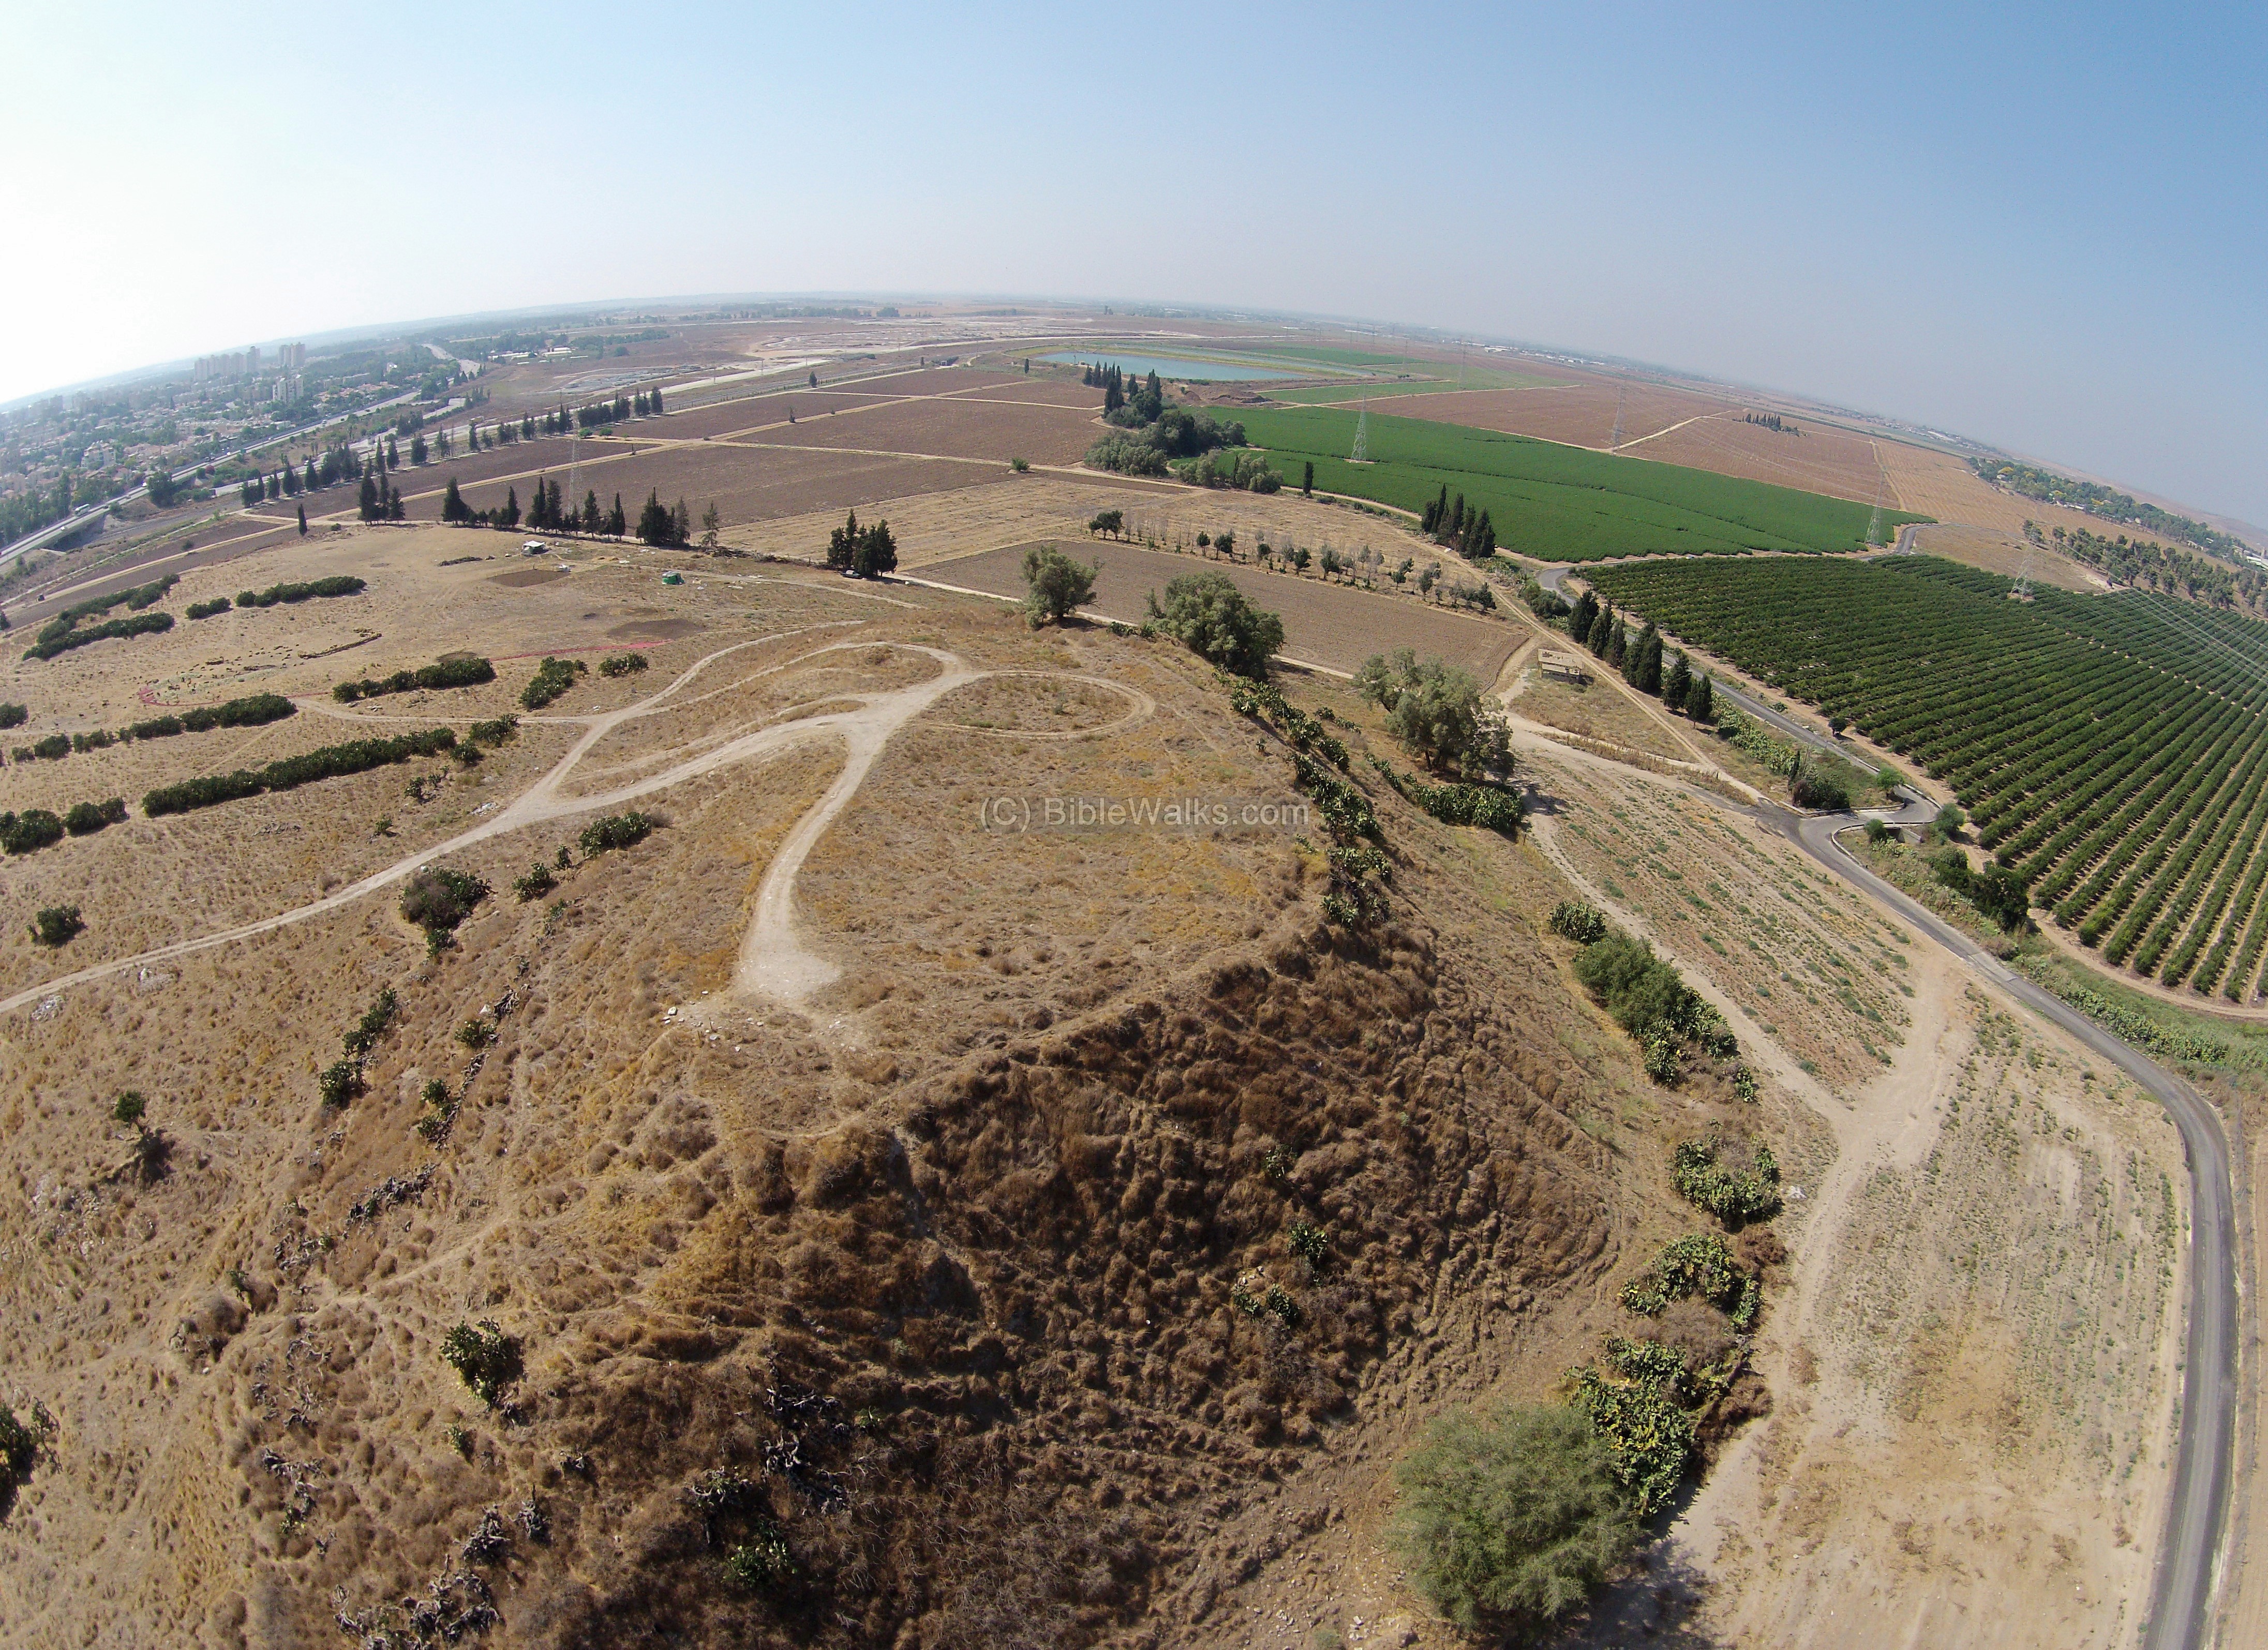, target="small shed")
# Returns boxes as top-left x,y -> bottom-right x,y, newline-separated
1540,649 -> 1589,684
